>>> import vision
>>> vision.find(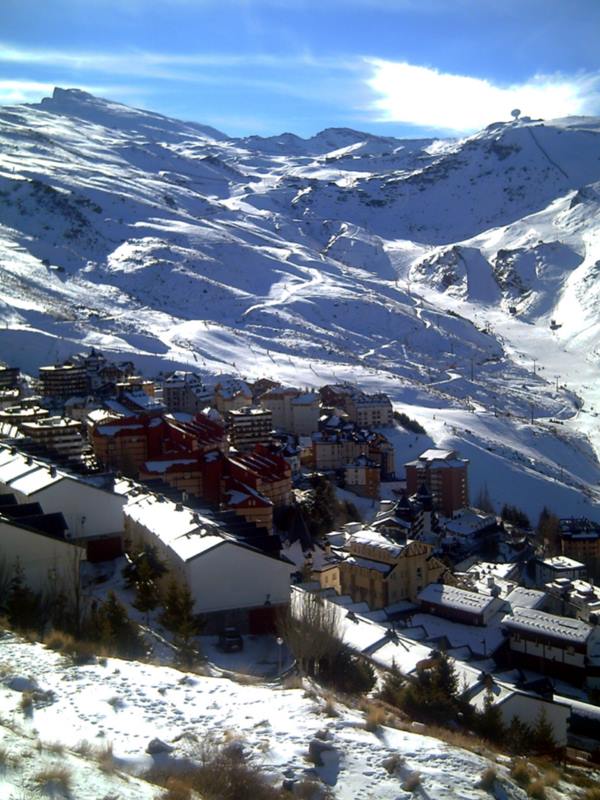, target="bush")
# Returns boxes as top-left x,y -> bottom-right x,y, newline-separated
402,772 -> 421,792
277,592 -> 342,677
475,689 -> 505,743
147,742 -> 288,800
5,561 -> 41,632
479,767 -> 497,791
531,708 -> 556,755
322,650 -> 376,695
34,765 -> 72,794
382,754 -> 404,774
505,715 -> 533,755
528,779 -> 546,799
159,579 -> 204,667
364,704 -> 386,732
511,758 -> 532,787
393,411 -> 426,435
